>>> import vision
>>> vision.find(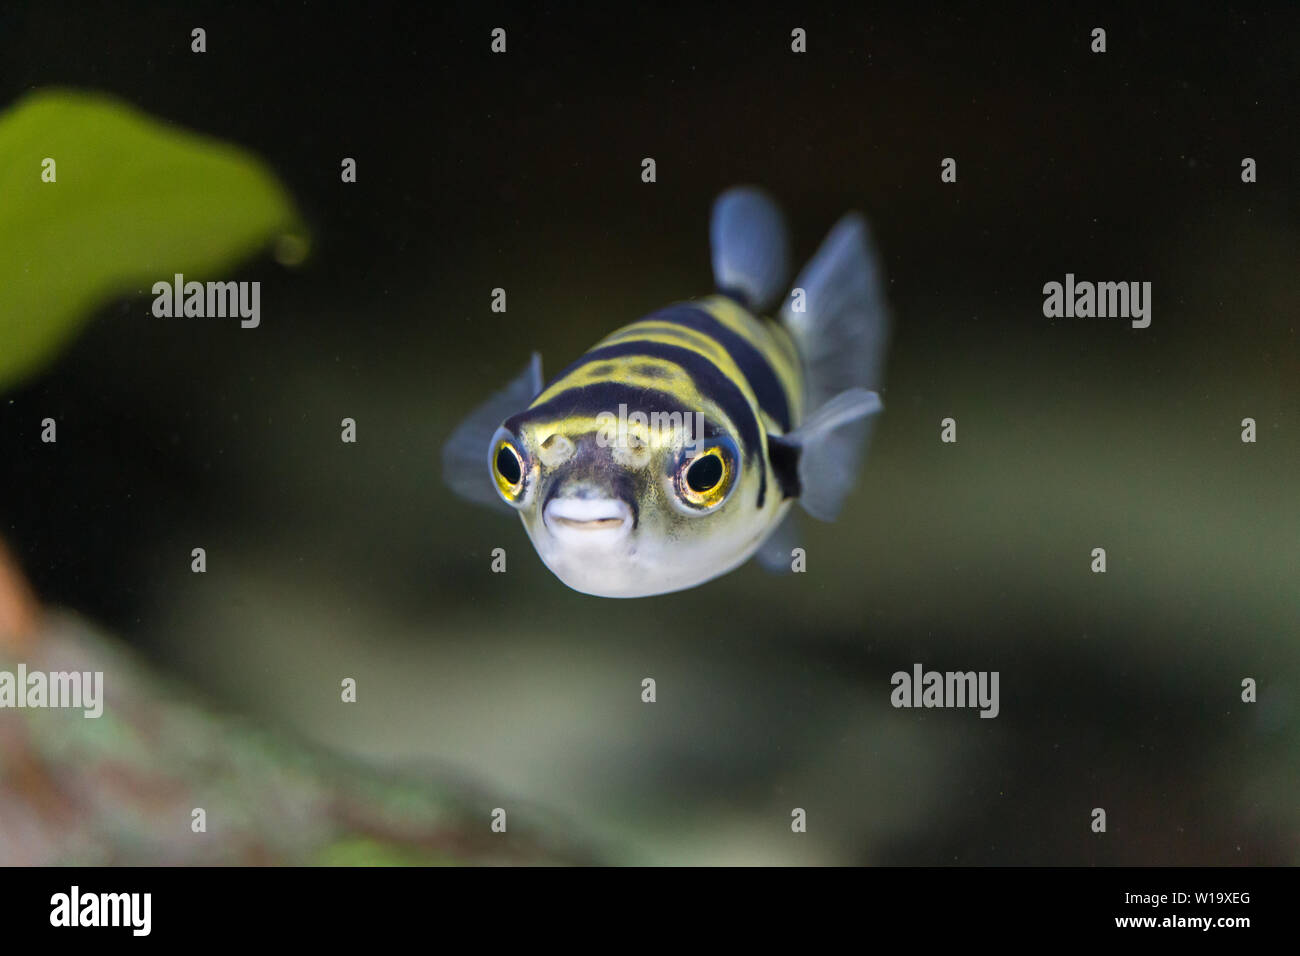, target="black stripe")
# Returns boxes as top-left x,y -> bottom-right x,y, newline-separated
767,435 -> 801,500
648,304 -> 792,432
506,381 -> 695,435
554,341 -> 767,508
541,459 -> 642,532
551,342 -> 762,465
510,358 -> 769,509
